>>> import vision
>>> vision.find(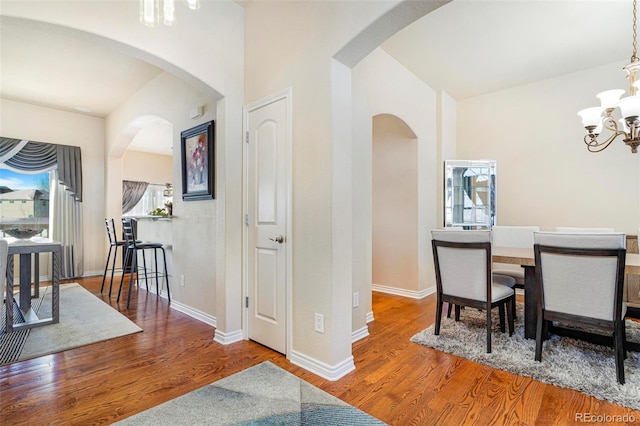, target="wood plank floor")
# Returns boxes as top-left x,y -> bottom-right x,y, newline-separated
1,276 -> 639,425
